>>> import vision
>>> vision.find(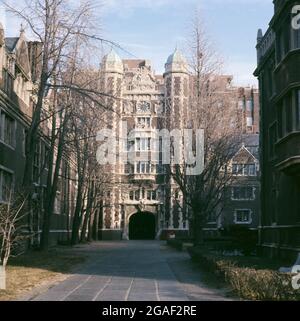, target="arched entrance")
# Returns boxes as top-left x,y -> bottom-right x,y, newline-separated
129,212 -> 156,240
